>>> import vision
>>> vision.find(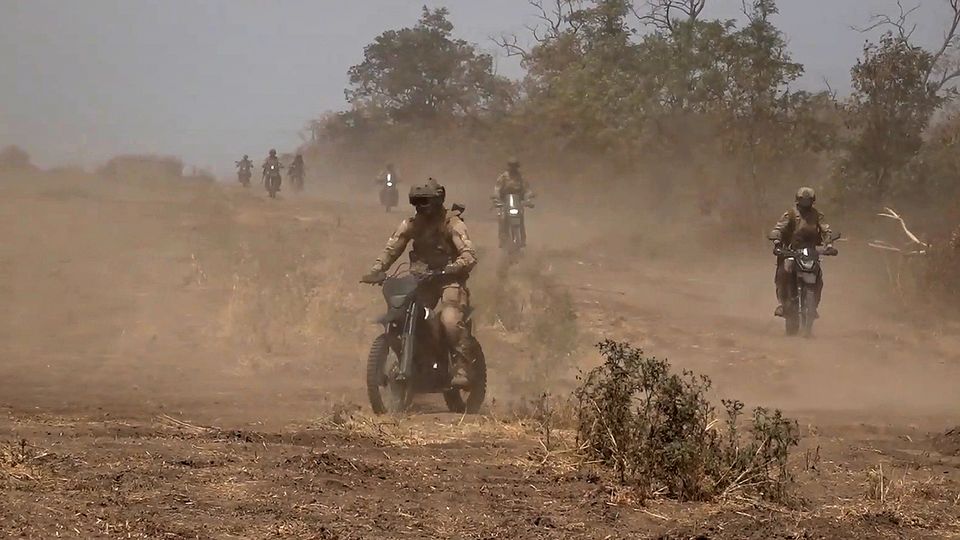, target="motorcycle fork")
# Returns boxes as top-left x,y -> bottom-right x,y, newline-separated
399,302 -> 420,381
